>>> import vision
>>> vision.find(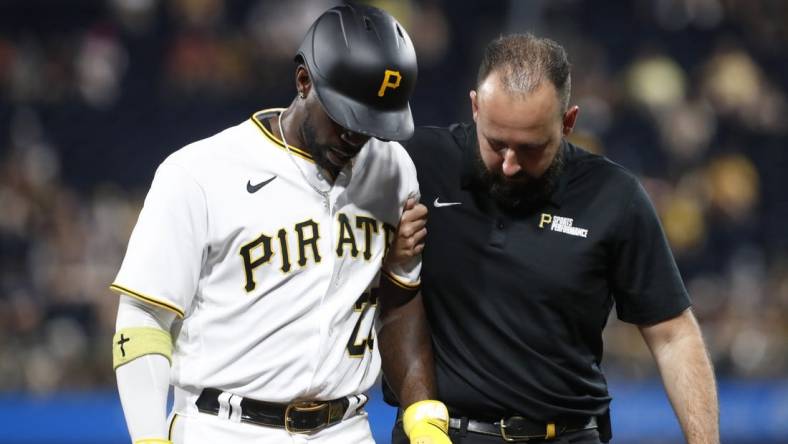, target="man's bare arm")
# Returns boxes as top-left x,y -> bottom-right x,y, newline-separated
639,308 -> 720,444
